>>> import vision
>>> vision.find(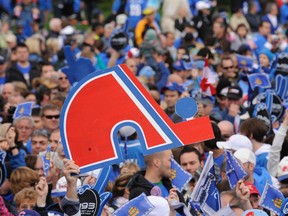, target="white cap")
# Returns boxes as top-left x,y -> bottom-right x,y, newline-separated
147,196 -> 170,216
51,176 -> 81,197
60,25 -> 74,35
234,148 -> 256,165
196,1 -> 211,10
80,169 -> 101,178
116,14 -> 127,25
277,156 -> 288,182
119,126 -> 136,137
217,134 -> 253,151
